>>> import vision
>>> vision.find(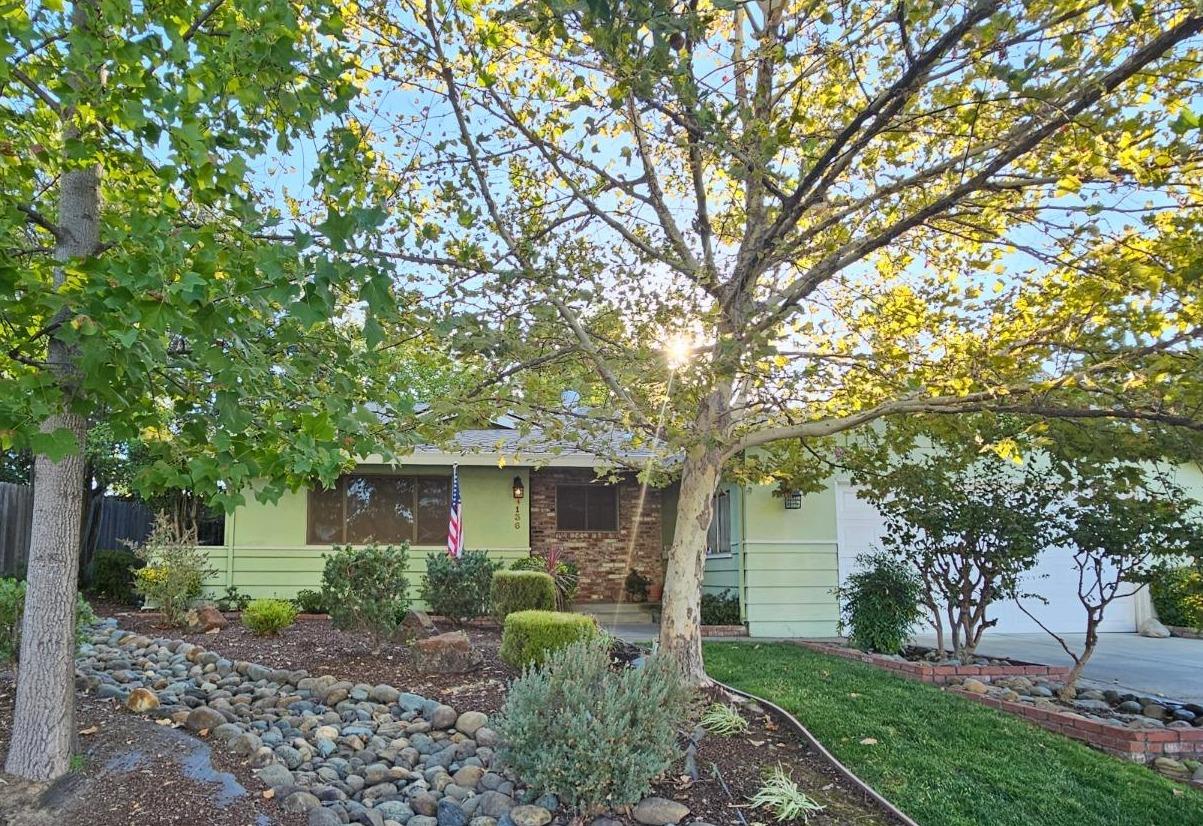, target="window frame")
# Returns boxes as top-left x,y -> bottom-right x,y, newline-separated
307,473 -> 451,546
706,489 -> 733,558
555,483 -> 620,532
